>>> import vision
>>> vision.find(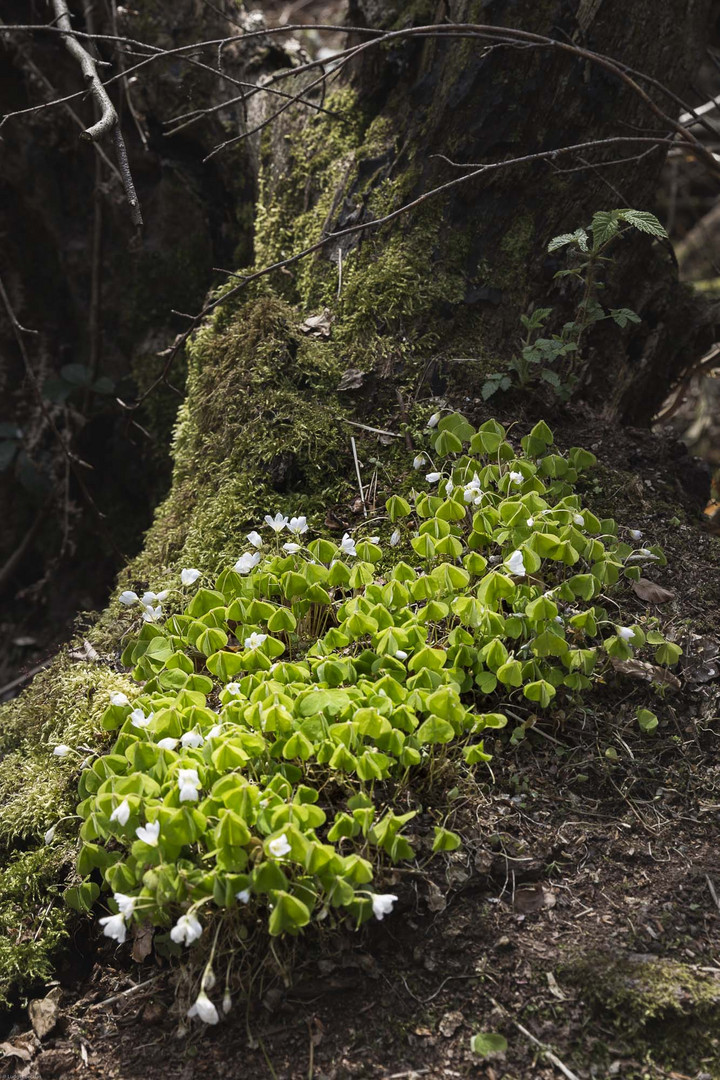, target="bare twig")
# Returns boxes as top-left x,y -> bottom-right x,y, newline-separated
50,0 -> 142,223
490,998 -> 581,1080
87,975 -> 162,1009
350,437 -> 367,518
51,0 -> 117,140
339,419 -> 403,439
